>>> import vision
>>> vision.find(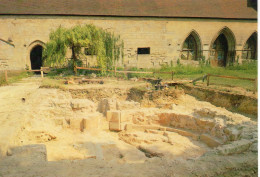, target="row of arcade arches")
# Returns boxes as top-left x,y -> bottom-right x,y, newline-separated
28,28 -> 257,69
181,27 -> 257,66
